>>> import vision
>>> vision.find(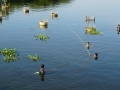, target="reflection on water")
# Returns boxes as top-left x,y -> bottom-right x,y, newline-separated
0,0 -> 72,20
0,11 -> 2,20
0,8 -> 9,22
23,11 -> 29,15
0,19 -> 2,25
39,25 -> 48,30
40,74 -> 45,81
2,9 -> 9,16
85,18 -> 101,35
0,11 -> 2,25
94,57 -> 98,60
86,17 -> 96,30
85,20 -> 96,34
1,0 -> 120,90
50,15 -> 58,19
